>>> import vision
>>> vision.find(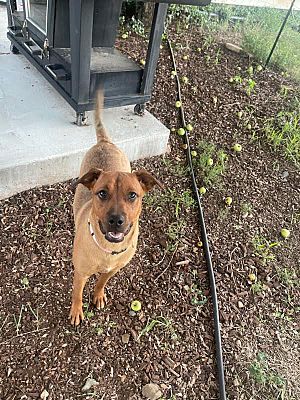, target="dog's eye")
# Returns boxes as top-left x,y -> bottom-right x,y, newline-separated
128,192 -> 137,201
98,190 -> 108,199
